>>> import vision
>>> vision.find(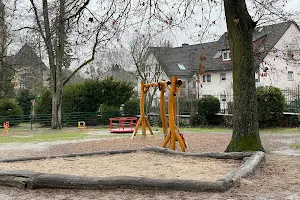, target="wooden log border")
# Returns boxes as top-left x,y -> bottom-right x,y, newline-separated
0,147 -> 265,192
